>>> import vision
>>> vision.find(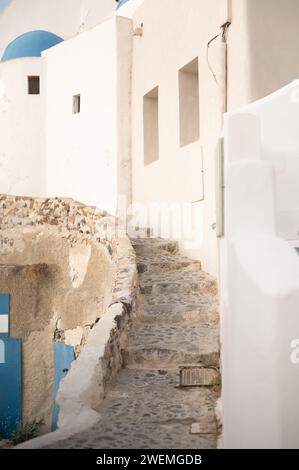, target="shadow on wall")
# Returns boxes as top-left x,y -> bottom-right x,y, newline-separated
0,239 -> 113,434
247,0 -> 299,101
